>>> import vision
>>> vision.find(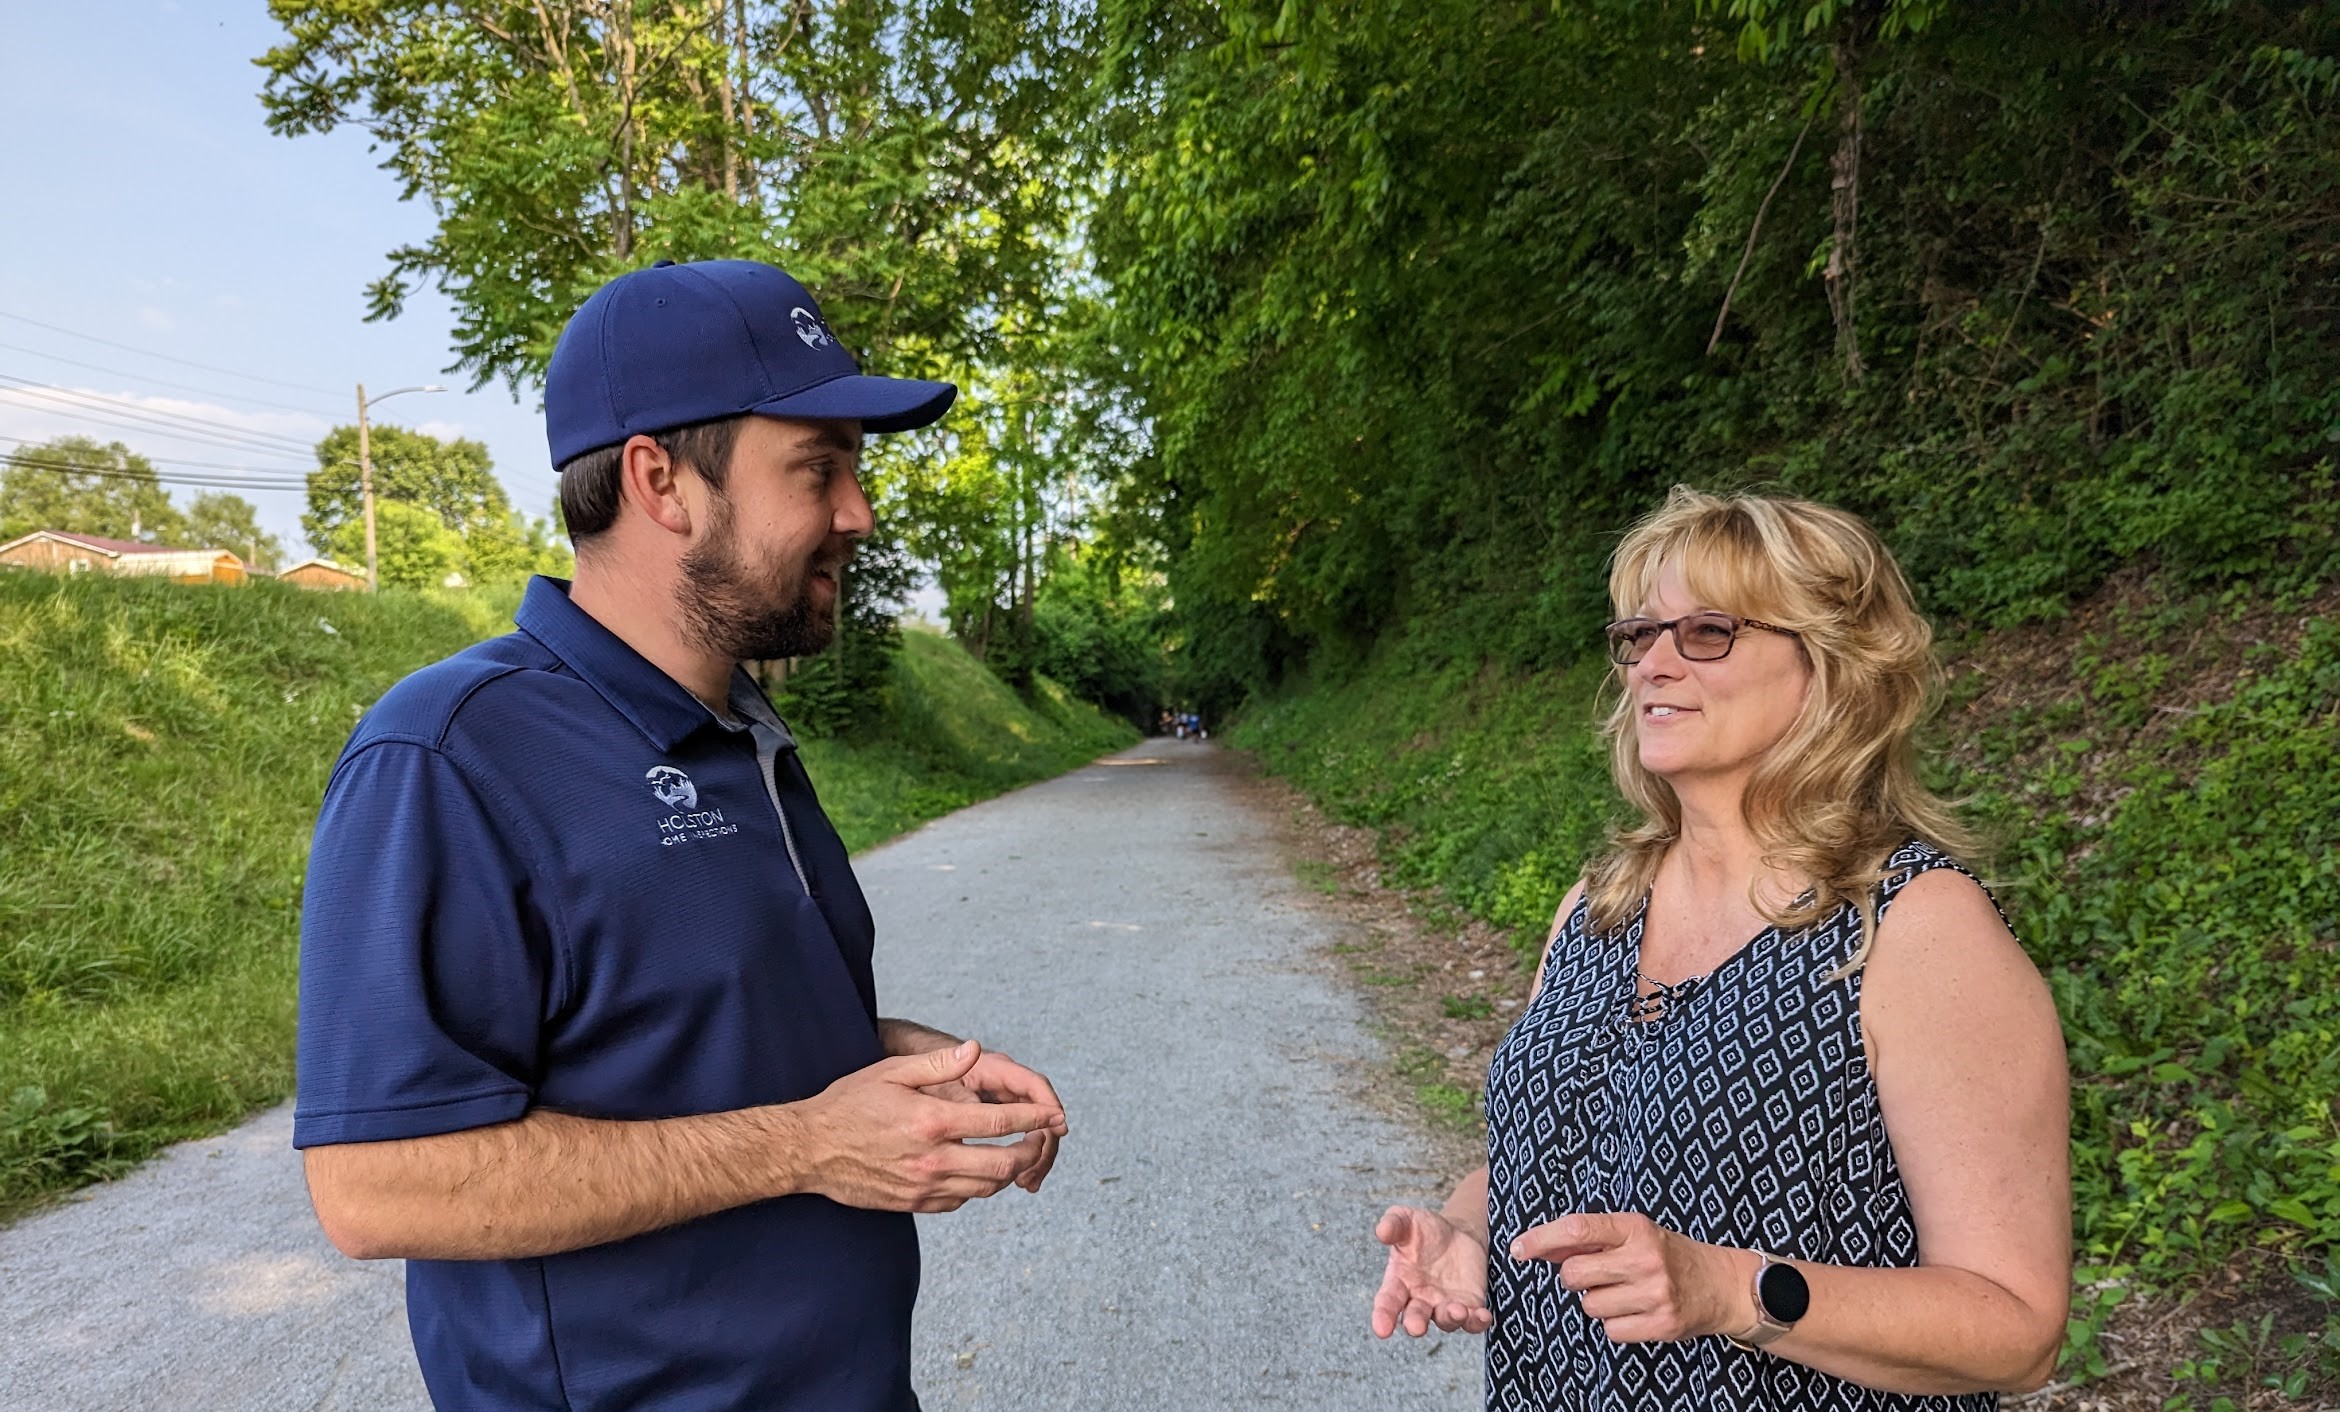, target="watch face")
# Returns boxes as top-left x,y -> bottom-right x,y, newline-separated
1758,1262 -> 1811,1324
